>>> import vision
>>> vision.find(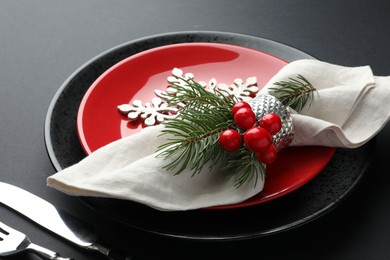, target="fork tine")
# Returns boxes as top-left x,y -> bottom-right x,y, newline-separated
0,221 -> 26,255
0,221 -> 73,260
0,222 -> 10,235
0,221 -> 13,235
